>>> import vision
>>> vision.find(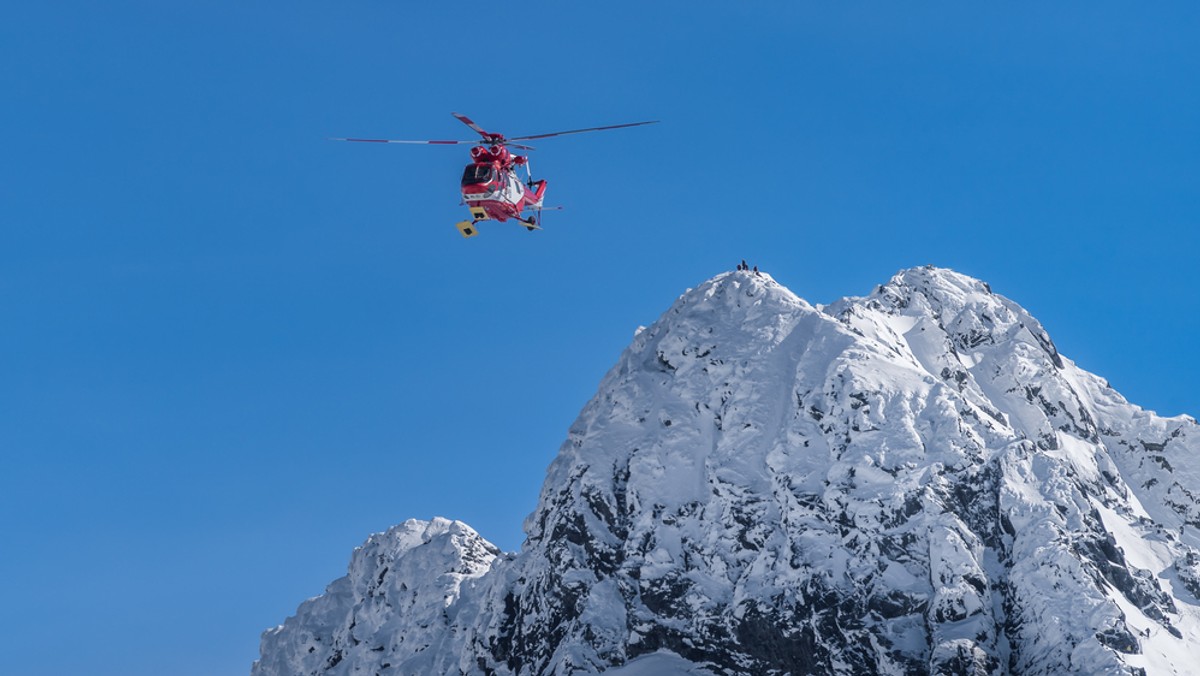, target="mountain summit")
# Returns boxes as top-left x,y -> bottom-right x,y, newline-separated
253,267 -> 1200,675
